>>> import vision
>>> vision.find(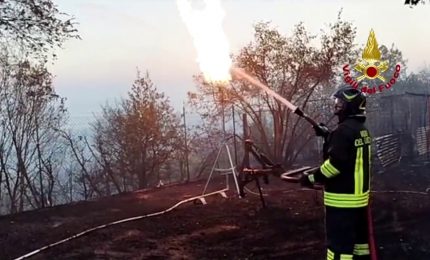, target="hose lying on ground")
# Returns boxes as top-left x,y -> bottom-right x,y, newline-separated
372,189 -> 429,196
14,186 -> 429,260
14,189 -> 229,260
